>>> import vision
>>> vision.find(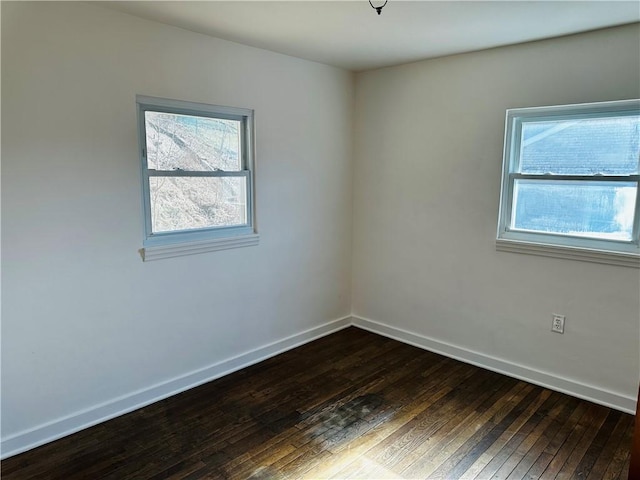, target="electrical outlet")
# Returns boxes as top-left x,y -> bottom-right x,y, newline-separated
552,314 -> 565,334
